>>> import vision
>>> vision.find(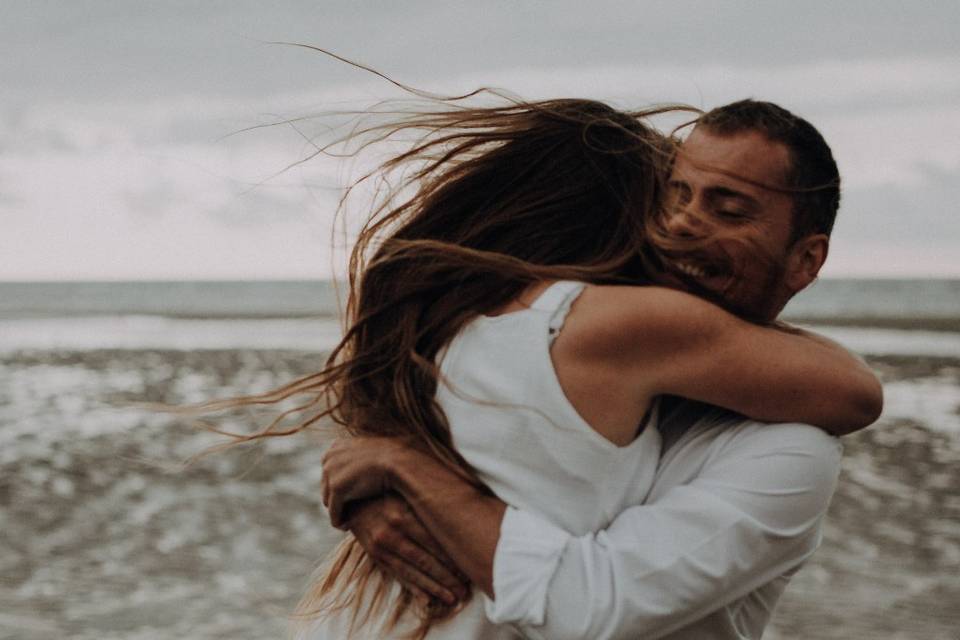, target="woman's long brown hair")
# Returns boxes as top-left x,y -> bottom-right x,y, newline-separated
190,88 -> 700,637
